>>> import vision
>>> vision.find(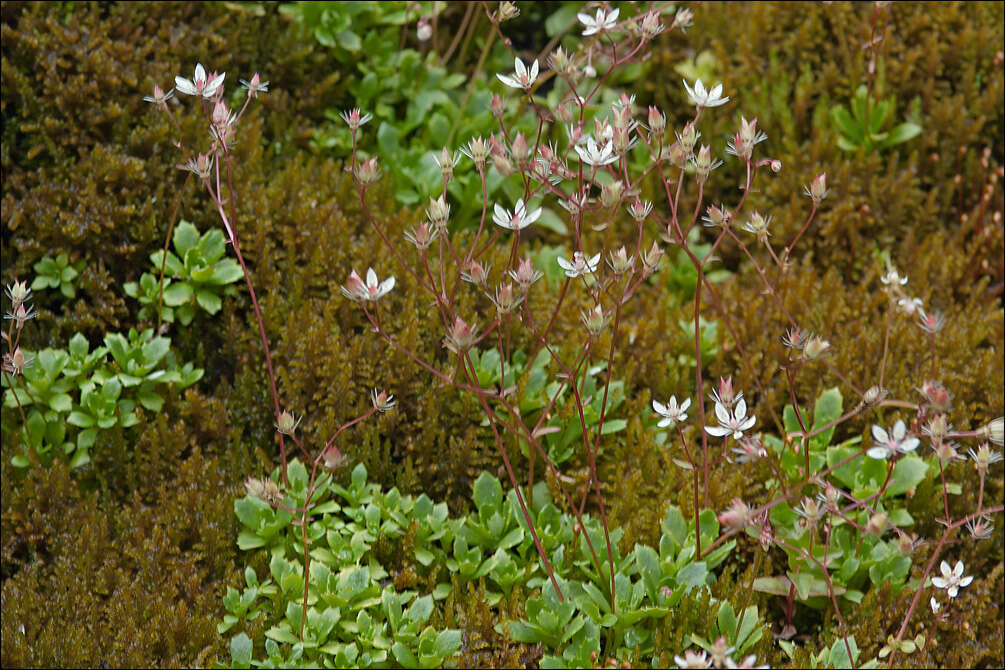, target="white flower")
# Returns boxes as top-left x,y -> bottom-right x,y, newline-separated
340,267 -> 395,302
653,396 -> 691,428
497,57 -> 539,90
931,559 -> 973,599
881,266 -> 908,286
897,296 -> 923,315
492,199 -> 542,231
574,136 -> 618,167
682,78 -> 729,108
675,649 -> 711,668
175,63 -> 225,99
867,419 -> 919,459
578,7 -> 620,36
930,596 -> 941,613
705,398 -> 756,440
556,251 -> 601,278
